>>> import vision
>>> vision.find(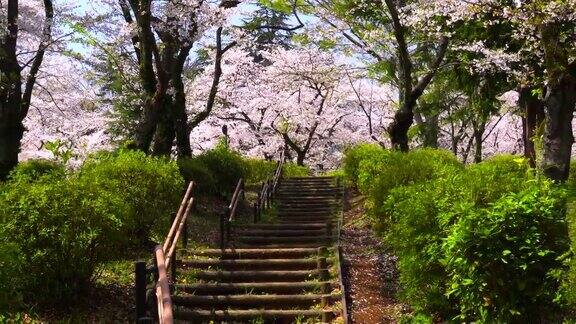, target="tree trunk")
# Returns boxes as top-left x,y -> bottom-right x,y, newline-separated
0,117 -> 24,180
296,152 -> 306,166
152,96 -> 175,156
130,0 -> 163,153
422,114 -> 439,148
518,86 -> 545,168
388,103 -> 415,152
540,23 -> 576,182
0,0 -> 53,180
172,65 -> 192,159
473,127 -> 484,163
541,72 -> 576,181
